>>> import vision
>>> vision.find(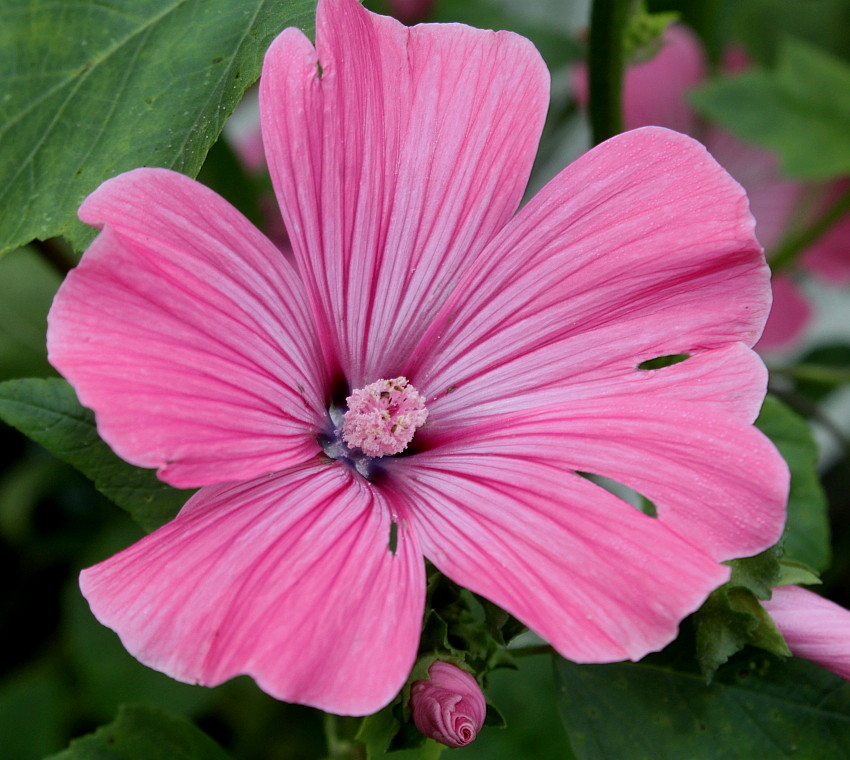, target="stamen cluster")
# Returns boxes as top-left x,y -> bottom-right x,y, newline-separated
342,377 -> 428,458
